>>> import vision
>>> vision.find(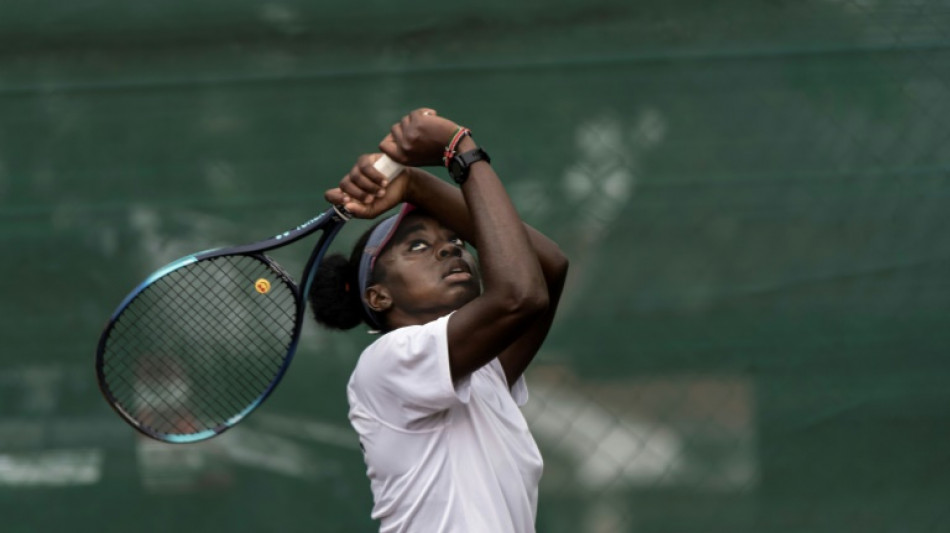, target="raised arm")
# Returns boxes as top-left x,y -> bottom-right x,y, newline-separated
384,113 -> 550,384
329,109 -> 567,385
403,167 -> 568,385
